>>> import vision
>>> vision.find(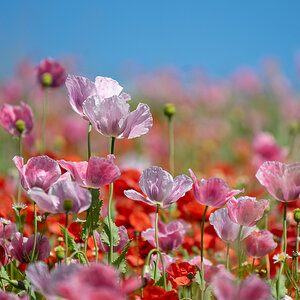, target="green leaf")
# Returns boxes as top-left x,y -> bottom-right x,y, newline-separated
101,217 -> 120,247
271,276 -> 287,299
80,190 -> 103,240
59,225 -> 79,253
194,266 -> 206,291
112,239 -> 132,267
154,274 -> 165,287
204,285 -> 212,300
0,266 -> 9,287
